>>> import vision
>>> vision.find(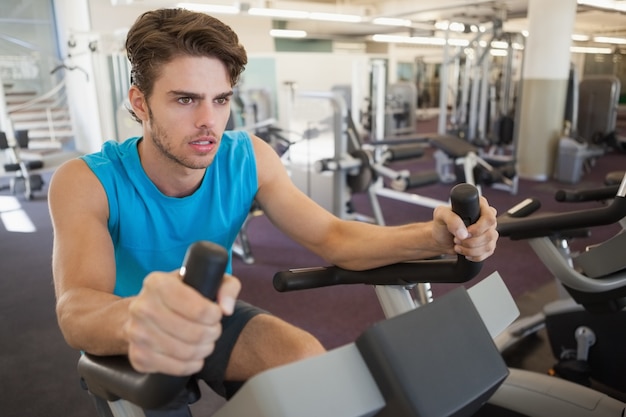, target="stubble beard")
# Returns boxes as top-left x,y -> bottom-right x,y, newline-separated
147,106 -> 210,170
